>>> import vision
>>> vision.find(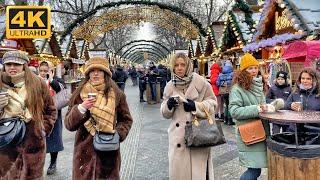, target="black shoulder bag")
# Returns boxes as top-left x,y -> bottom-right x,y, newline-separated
0,117 -> 26,149
92,117 -> 120,152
